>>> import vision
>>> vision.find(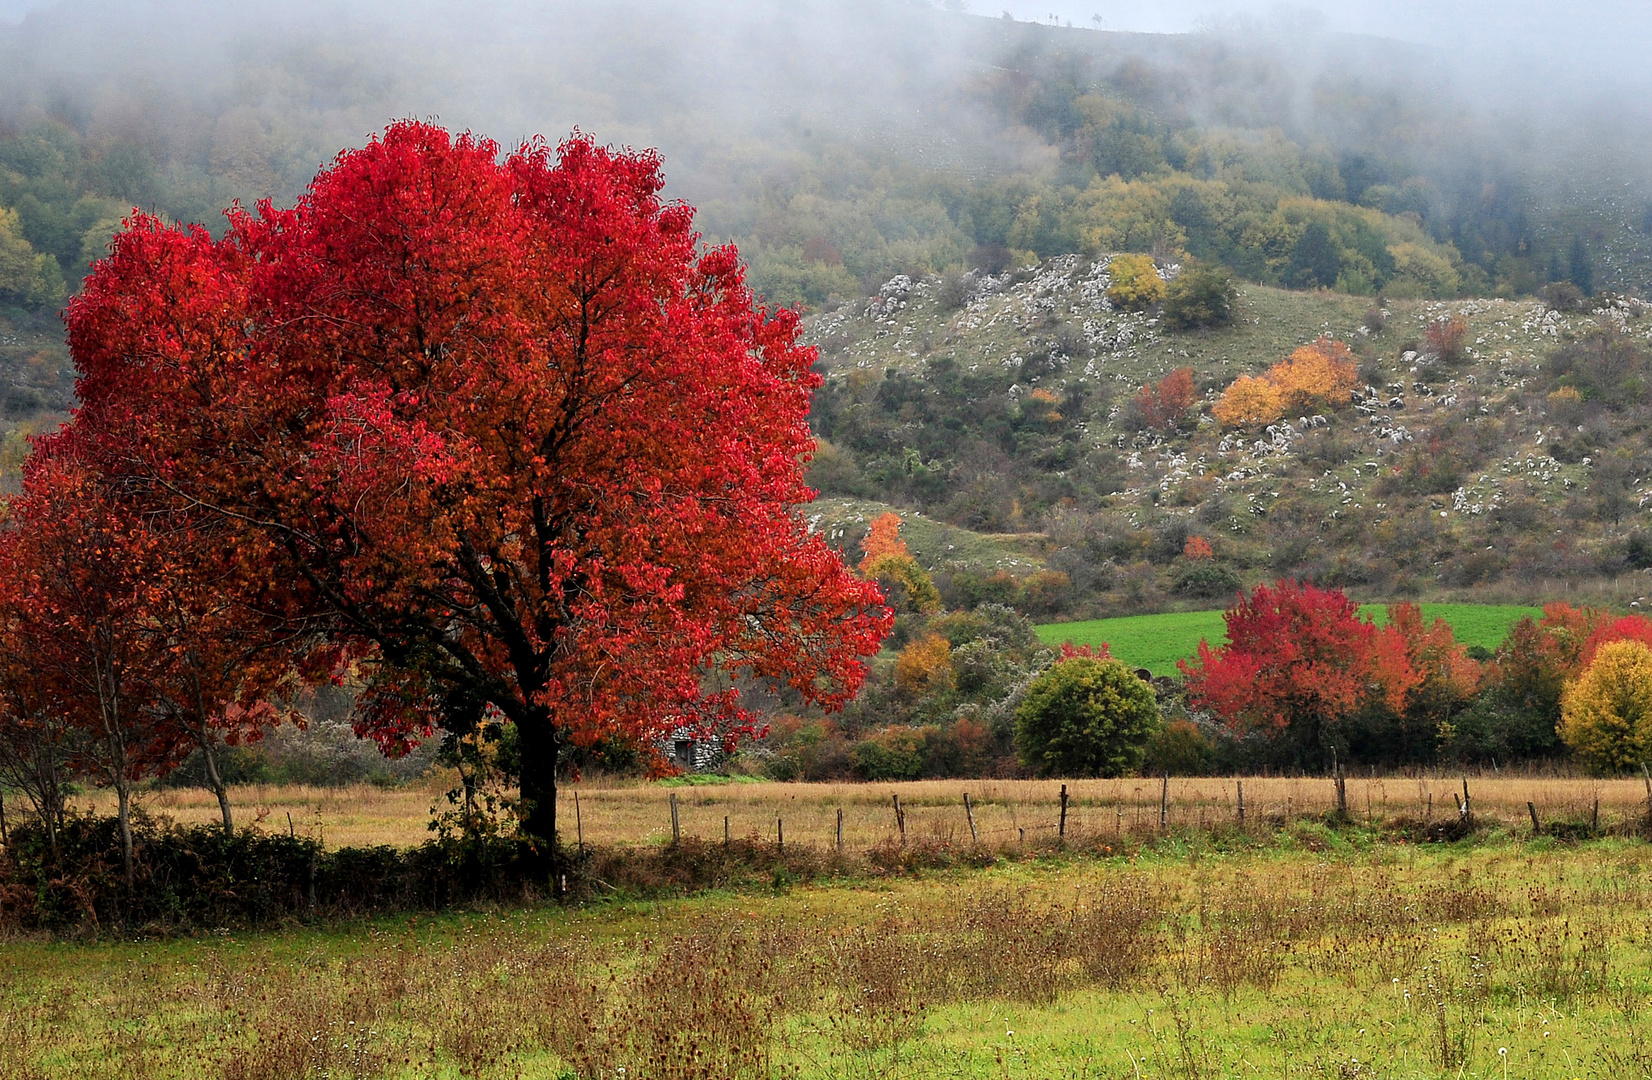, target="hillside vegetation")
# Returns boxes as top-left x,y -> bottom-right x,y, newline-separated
805,261 -> 1652,617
